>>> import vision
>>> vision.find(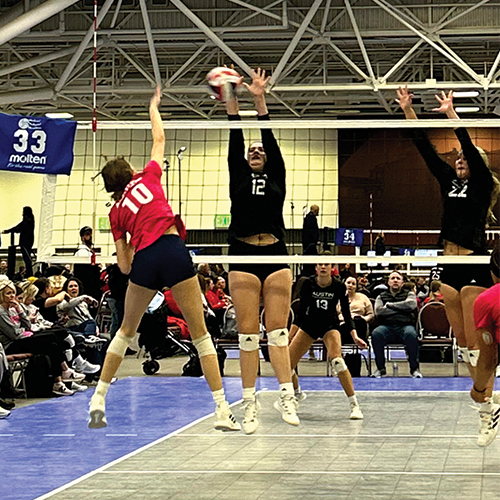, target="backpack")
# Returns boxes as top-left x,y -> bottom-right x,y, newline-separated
181,346 -> 226,377
344,353 -> 362,377
25,354 -> 54,397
